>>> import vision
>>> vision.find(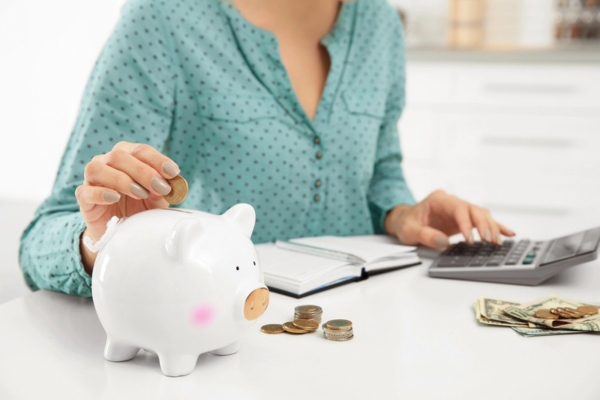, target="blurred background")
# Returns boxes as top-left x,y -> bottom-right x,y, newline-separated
1,0 -> 599,303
